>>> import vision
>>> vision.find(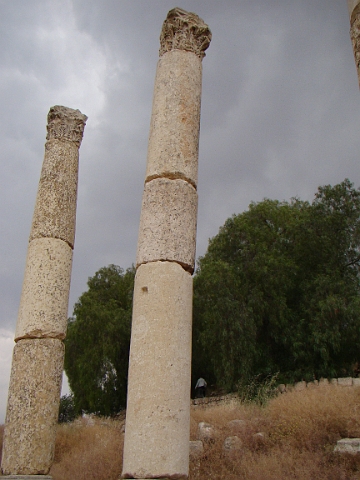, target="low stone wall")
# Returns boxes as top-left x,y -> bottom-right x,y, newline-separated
280,377 -> 360,393
191,377 -> 360,409
192,393 -> 238,408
